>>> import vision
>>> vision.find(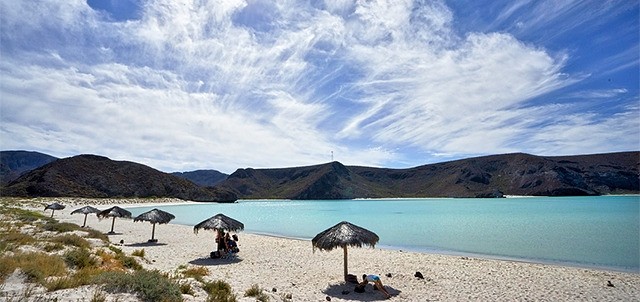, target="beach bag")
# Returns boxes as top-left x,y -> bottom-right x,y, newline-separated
354,284 -> 365,293
210,251 -> 221,259
345,274 -> 358,284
